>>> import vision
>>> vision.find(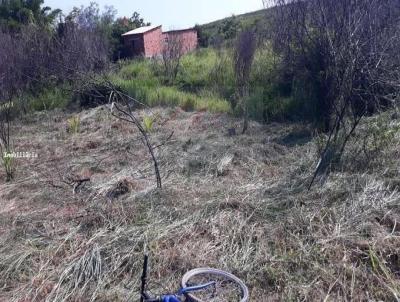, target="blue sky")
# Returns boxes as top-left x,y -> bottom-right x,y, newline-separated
44,0 -> 264,29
